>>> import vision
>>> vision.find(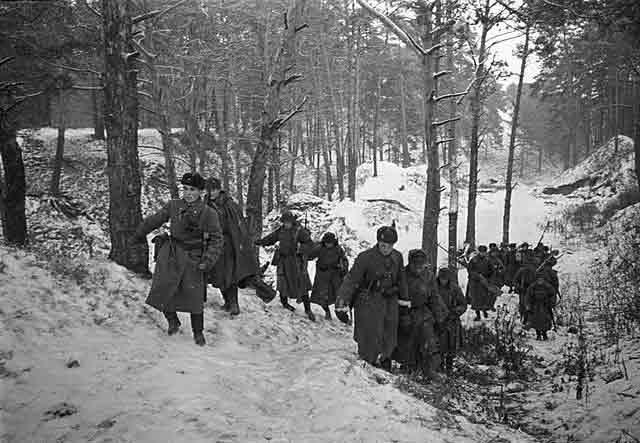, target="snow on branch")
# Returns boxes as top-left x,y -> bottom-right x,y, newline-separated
274,96 -> 308,130
435,92 -> 468,102
432,116 -> 461,127
0,56 -> 15,68
355,0 -> 426,57
434,70 -> 452,79
132,0 -> 188,25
